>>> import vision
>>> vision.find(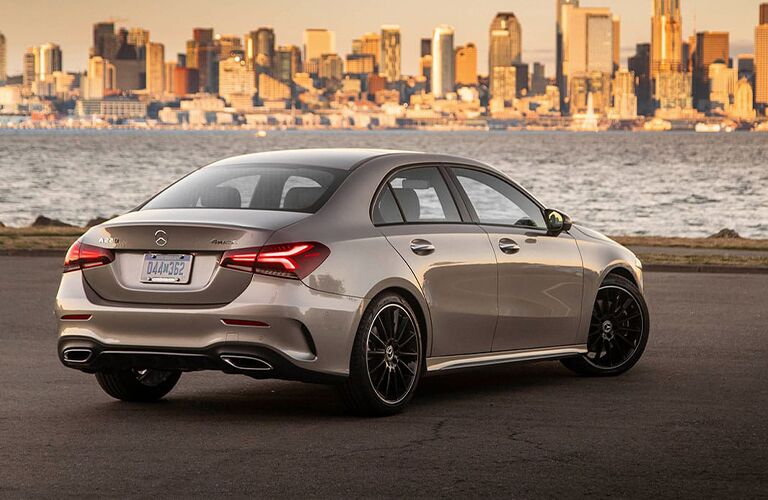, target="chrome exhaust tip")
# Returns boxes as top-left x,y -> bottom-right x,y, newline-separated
63,348 -> 93,363
220,355 -> 273,371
